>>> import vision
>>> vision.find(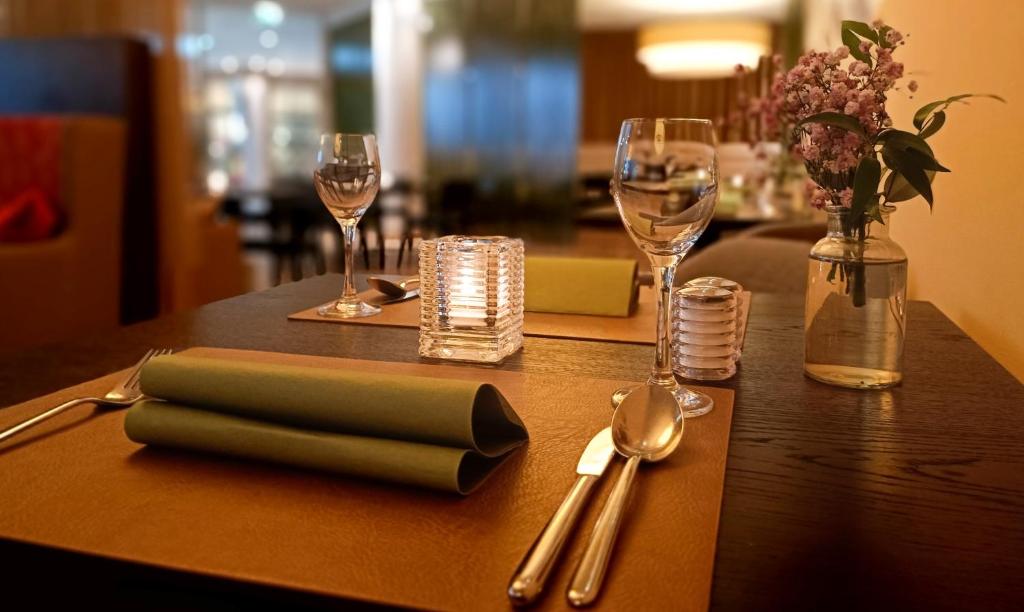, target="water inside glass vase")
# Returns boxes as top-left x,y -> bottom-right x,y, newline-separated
804,207 -> 908,388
